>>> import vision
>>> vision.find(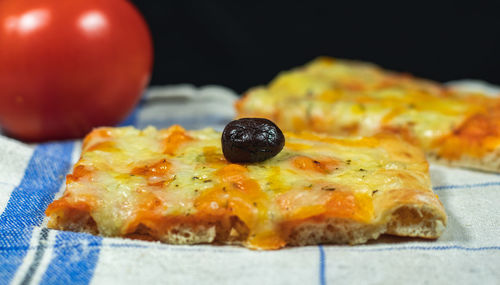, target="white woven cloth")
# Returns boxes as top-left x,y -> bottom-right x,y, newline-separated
0,83 -> 499,285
